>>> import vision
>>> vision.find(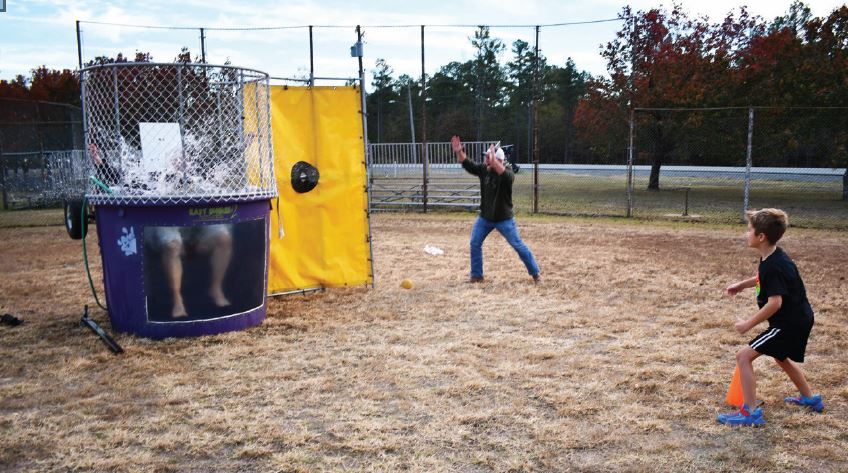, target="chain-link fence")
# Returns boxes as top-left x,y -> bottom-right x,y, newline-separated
367,107 -> 848,230
4,98 -> 846,230
630,107 -> 847,229
0,98 -> 84,228
370,141 -> 499,211
56,19 -> 848,231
